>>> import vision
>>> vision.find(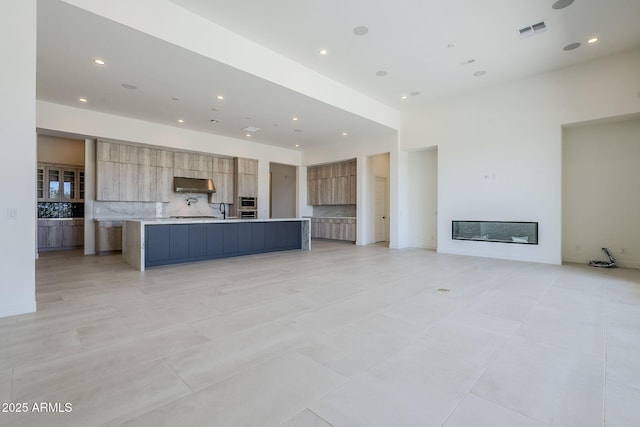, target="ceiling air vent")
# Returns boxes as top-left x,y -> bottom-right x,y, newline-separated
519,21 -> 547,39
